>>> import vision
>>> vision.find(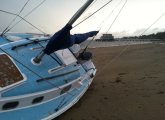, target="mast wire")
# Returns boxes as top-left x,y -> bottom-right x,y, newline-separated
140,13 -> 165,36
96,0 -> 123,31
106,0 -> 127,33
4,0 -> 47,35
82,0 -> 126,52
0,10 -> 46,34
73,0 -> 113,28
1,0 -> 31,36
